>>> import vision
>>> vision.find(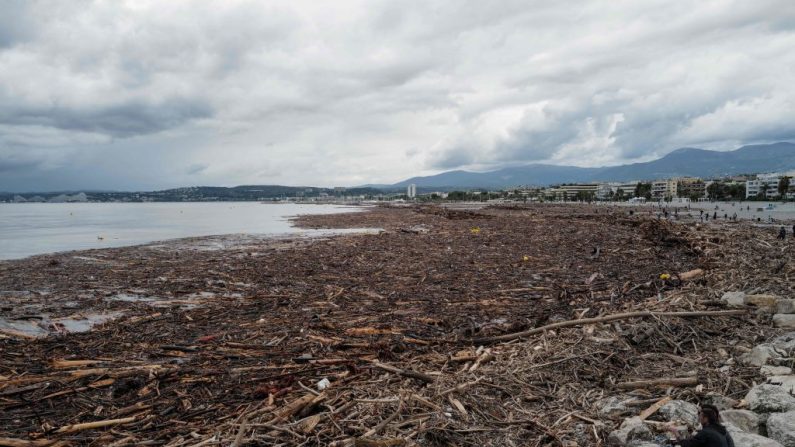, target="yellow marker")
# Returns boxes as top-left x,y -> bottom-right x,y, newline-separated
522,255 -> 529,262
470,227 -> 480,234
659,273 -> 671,280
